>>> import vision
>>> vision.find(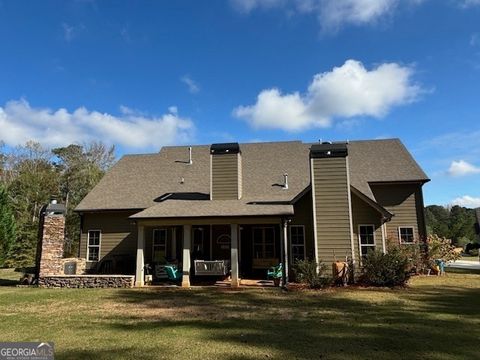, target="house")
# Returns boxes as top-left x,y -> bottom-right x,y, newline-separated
75,139 -> 429,287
